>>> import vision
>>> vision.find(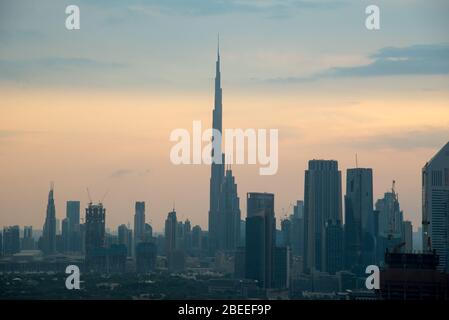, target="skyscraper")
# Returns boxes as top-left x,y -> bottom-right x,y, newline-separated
245,192 -> 276,288
217,168 -> 241,251
134,201 -> 146,249
209,39 -> 225,255
61,218 -> 70,252
22,226 -> 34,250
66,200 -> 81,252
118,224 -> 133,257
42,185 -> 56,255
376,189 -> 403,238
165,209 -> 185,271
344,168 -> 375,271
375,186 -> 404,264
85,203 -> 106,269
290,200 -> 304,257
303,160 -> 342,272
165,209 -> 178,254
422,141 -> 449,272
402,220 -> 413,253
2,226 -> 20,255
324,219 -> 344,274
